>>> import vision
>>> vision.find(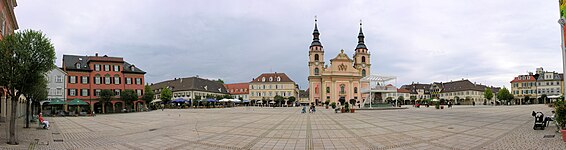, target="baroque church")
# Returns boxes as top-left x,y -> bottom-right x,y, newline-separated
308,19 -> 371,105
